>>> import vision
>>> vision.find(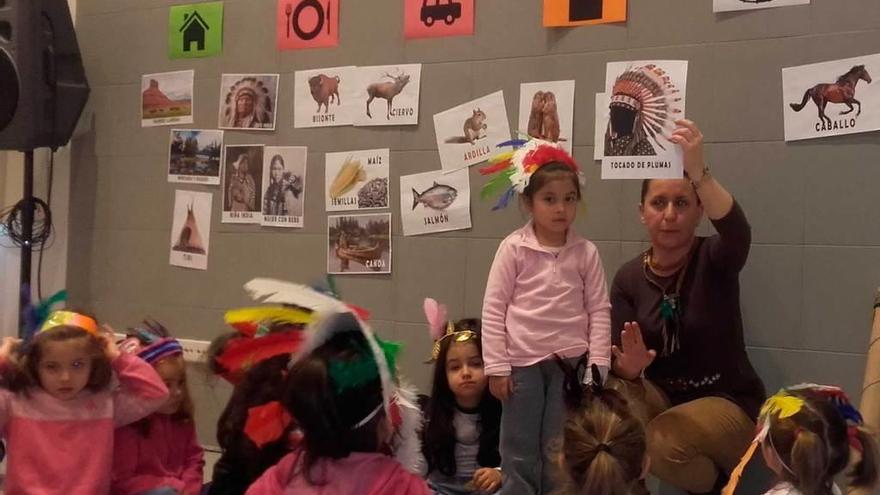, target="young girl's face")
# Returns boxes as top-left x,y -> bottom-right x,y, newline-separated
38,338 -> 93,401
445,340 -> 487,408
155,356 -> 187,415
527,177 -> 578,242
